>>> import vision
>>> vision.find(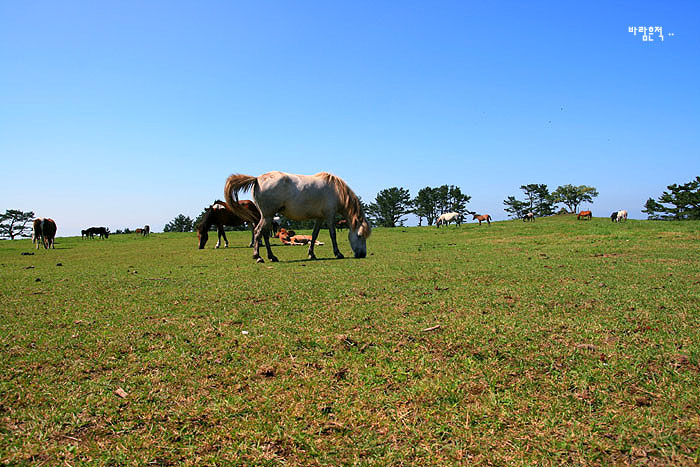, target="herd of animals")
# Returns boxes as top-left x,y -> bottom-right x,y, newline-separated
29,171 -> 629,260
